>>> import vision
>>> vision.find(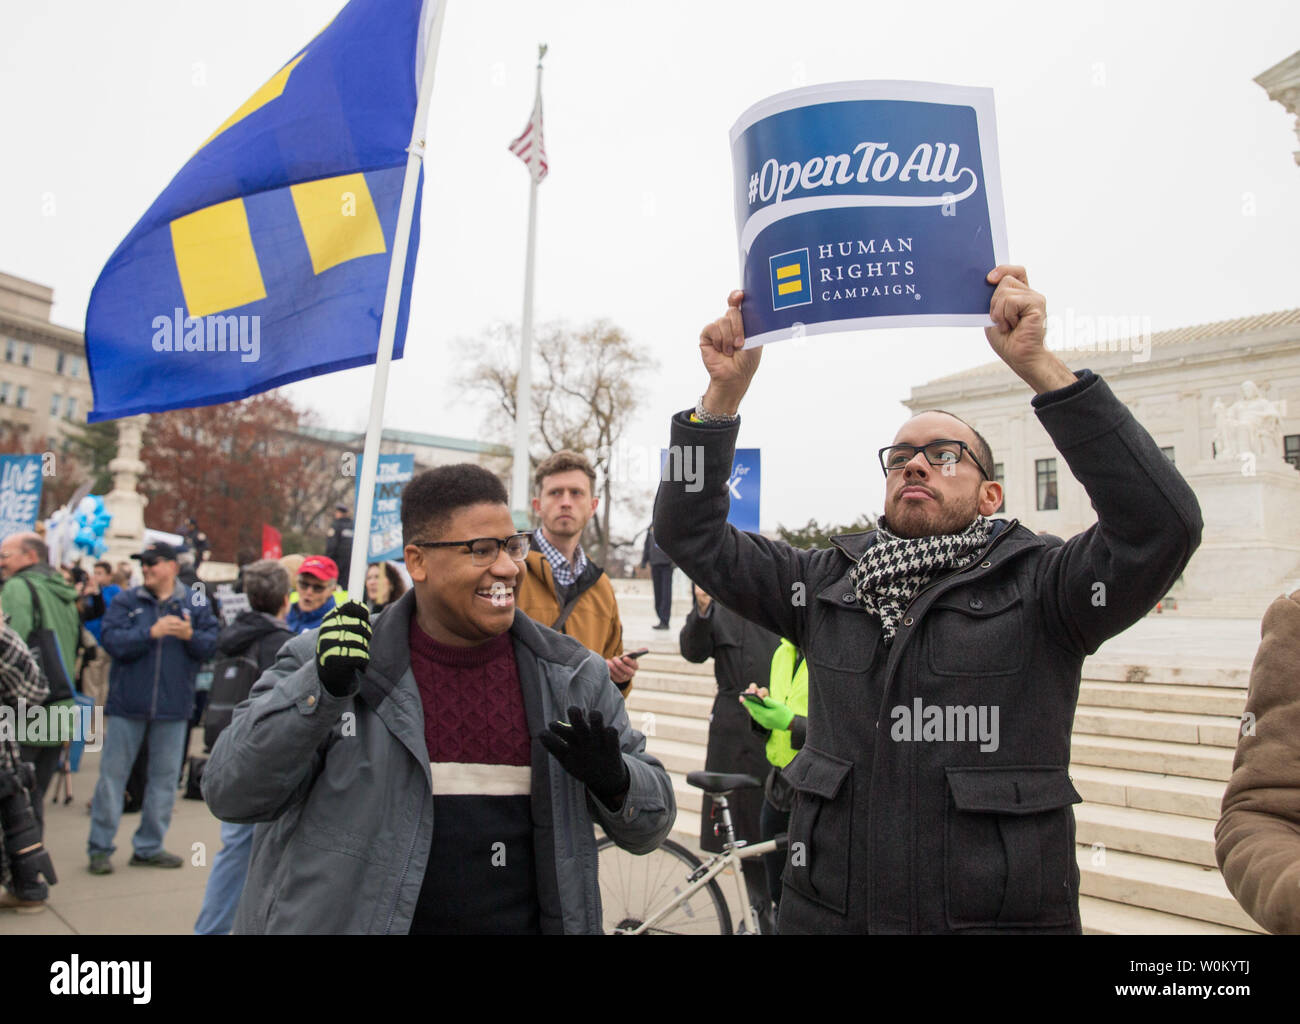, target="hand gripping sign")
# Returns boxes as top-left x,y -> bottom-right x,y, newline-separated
730,80 -> 1008,347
